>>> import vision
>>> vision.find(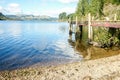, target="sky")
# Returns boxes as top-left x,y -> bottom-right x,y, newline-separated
0,0 -> 78,17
